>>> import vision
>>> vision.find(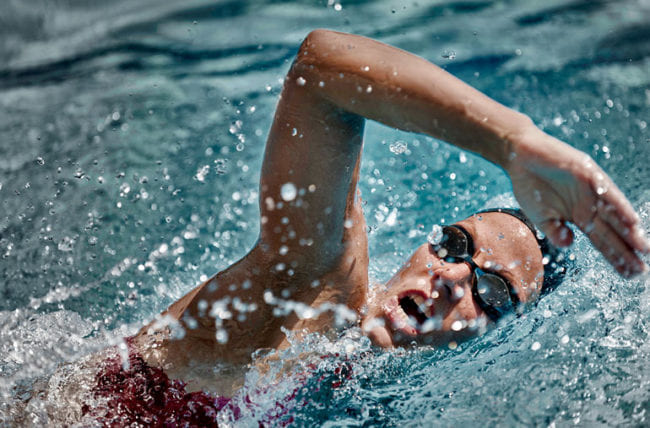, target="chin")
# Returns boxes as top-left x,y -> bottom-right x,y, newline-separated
362,320 -> 394,348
